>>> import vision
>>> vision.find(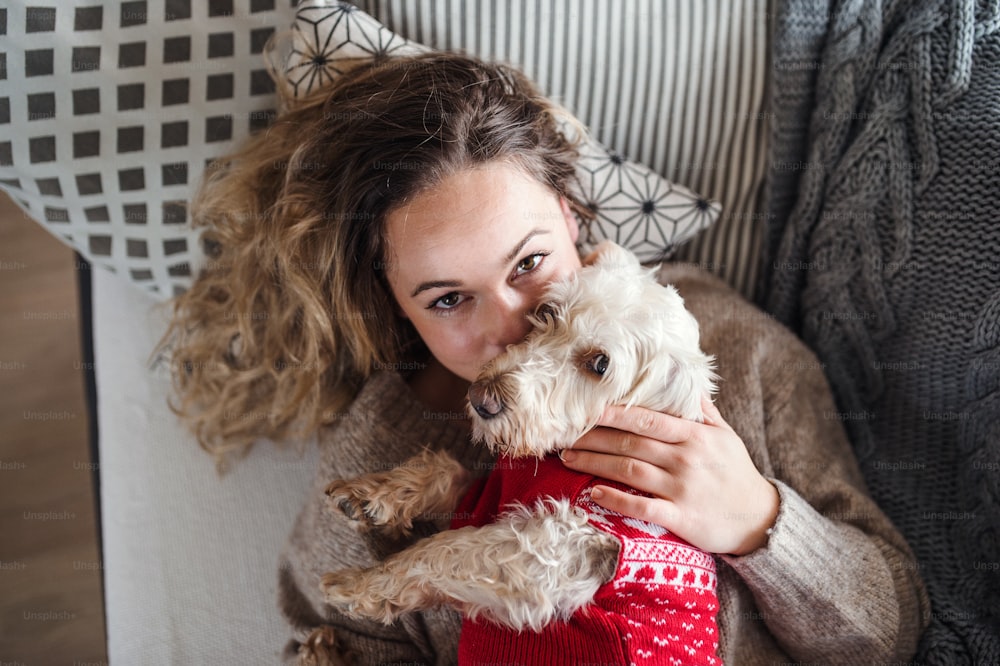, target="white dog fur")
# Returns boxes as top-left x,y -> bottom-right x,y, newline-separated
321,240 -> 717,633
